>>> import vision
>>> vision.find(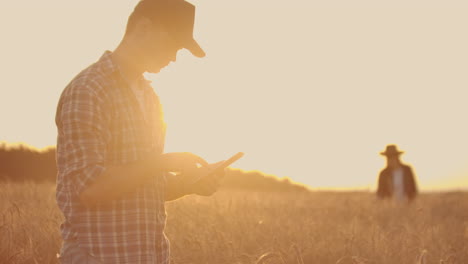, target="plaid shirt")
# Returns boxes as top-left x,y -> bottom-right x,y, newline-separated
55,51 -> 169,263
